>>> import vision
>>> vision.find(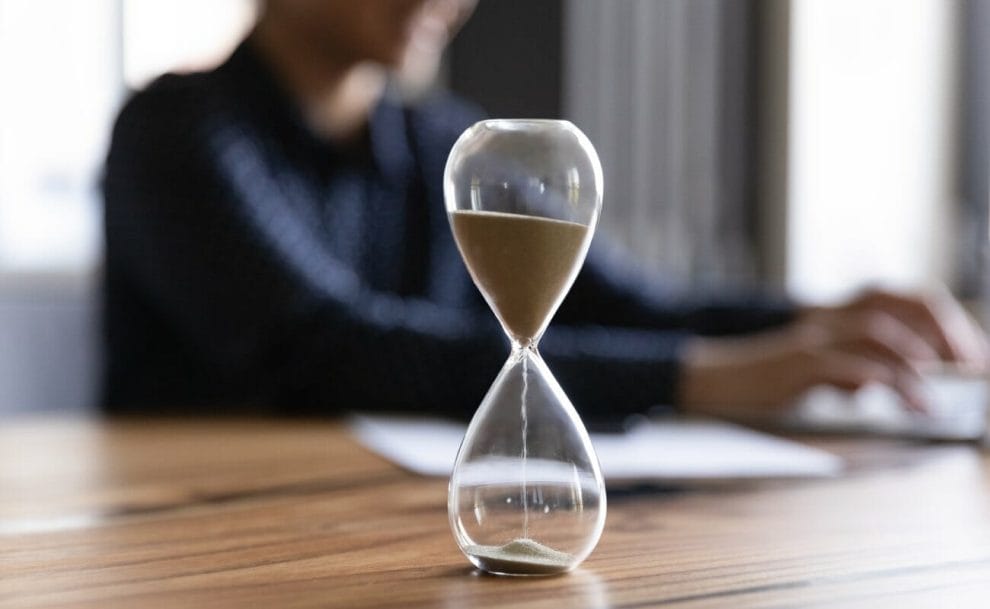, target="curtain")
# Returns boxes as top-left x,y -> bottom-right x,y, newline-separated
960,0 -> 989,298
564,0 -> 759,289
